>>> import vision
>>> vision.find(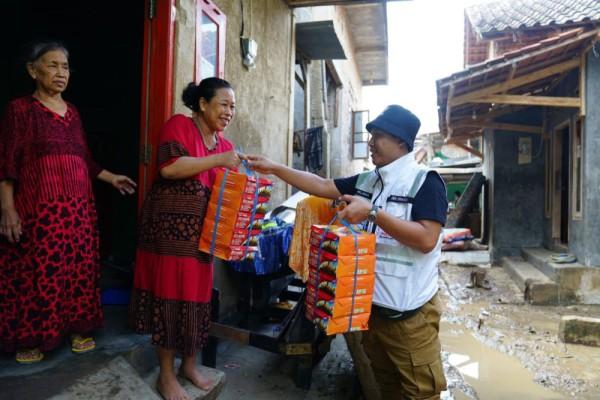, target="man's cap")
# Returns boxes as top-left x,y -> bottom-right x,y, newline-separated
366,105 -> 420,152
